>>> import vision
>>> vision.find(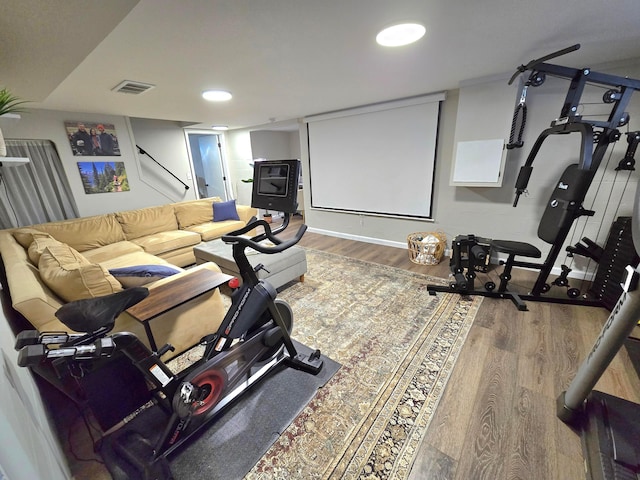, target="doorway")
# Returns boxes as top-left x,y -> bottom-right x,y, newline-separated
185,130 -> 231,200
